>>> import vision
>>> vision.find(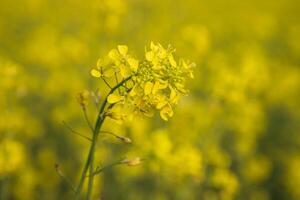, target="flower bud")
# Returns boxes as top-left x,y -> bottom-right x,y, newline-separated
118,136 -> 132,144
121,157 -> 142,166
76,90 -> 90,108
